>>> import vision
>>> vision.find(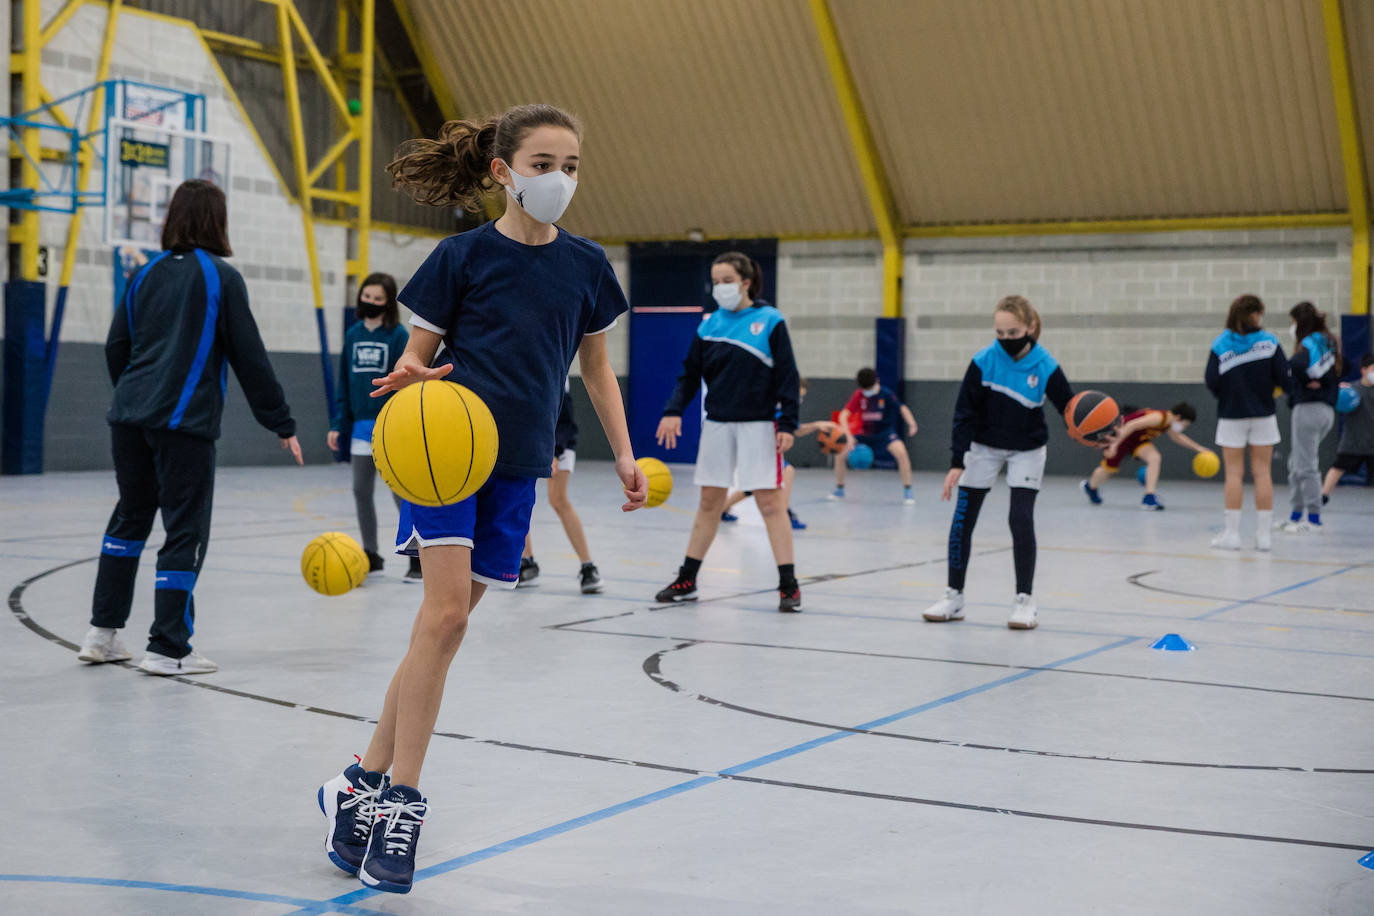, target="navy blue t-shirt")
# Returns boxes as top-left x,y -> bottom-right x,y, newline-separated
399,222 -> 628,477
